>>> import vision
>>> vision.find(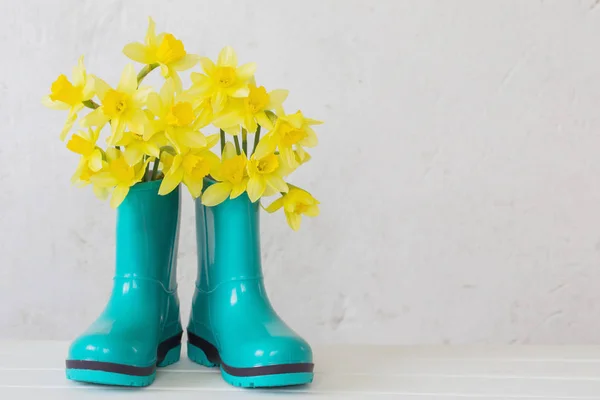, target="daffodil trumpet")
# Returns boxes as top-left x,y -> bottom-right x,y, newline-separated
44,19 -> 322,230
